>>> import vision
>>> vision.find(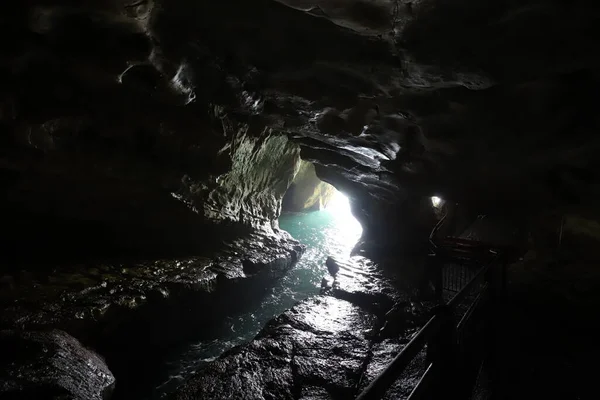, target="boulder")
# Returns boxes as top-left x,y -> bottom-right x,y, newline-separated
0,329 -> 115,400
